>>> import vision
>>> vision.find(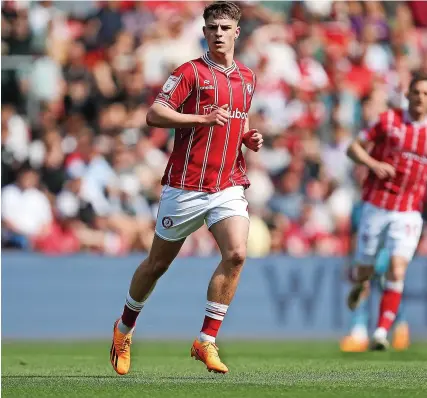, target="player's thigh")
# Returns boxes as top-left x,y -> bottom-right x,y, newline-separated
354,202 -> 389,266
155,186 -> 207,242
210,216 -> 250,263
386,211 -> 423,263
206,186 -> 250,261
